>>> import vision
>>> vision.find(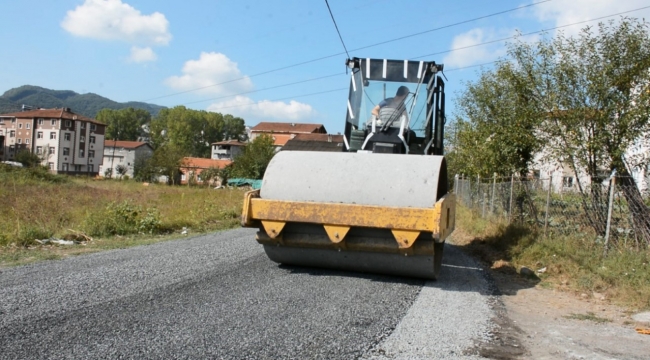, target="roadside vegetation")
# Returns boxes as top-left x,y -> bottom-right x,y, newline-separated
0,164 -> 246,267
452,205 -> 650,310
448,19 -> 650,310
